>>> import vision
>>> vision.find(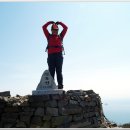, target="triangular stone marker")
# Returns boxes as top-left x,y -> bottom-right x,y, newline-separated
32,70 -> 63,95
